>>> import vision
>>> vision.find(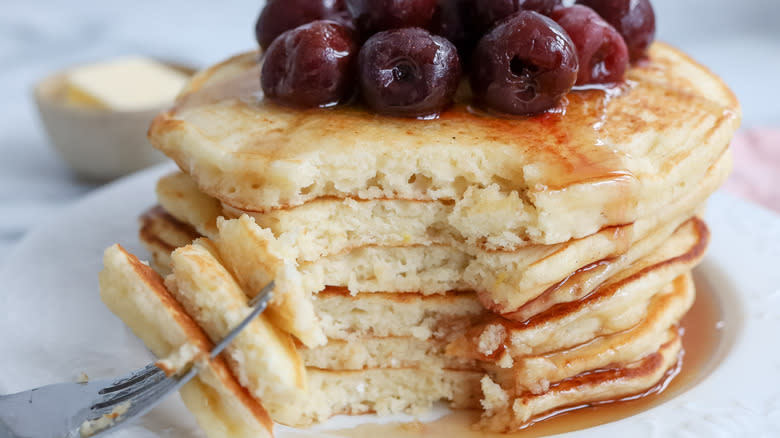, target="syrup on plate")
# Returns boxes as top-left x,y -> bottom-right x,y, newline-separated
329,271 -> 723,437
